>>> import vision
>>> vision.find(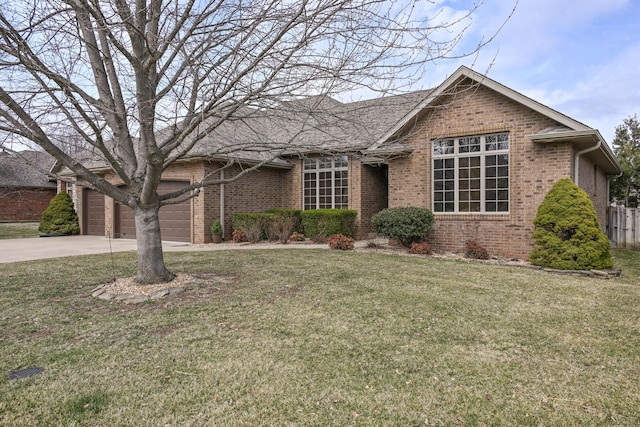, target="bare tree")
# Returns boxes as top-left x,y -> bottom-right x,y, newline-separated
0,0 -> 513,283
